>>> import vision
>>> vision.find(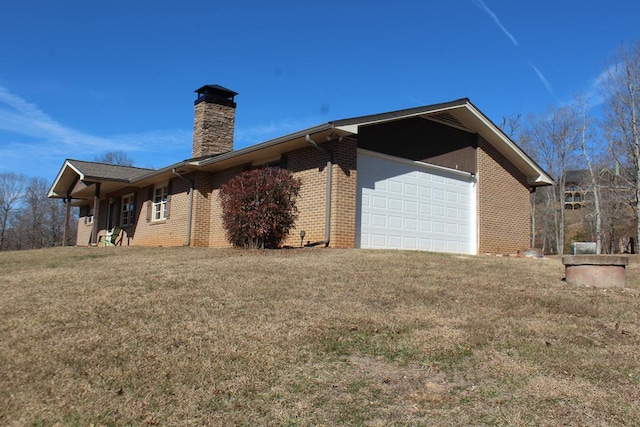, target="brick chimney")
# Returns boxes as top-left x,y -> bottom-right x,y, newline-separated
192,85 -> 238,158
